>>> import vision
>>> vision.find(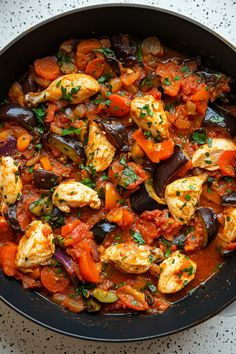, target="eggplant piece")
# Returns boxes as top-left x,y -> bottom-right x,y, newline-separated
85,298 -> 101,312
222,192 -> 236,206
111,34 -> 137,65
197,207 -> 219,246
0,136 -> 16,156
91,219 -> 116,244
19,74 -> 37,94
172,232 -> 187,249
97,118 -> 128,151
48,134 -> 85,162
130,180 -> 166,213
197,68 -> 231,86
202,105 -> 236,137
4,204 -> 21,231
0,103 -> 36,130
153,145 -> 189,197
47,208 -> 65,228
33,169 -> 59,189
